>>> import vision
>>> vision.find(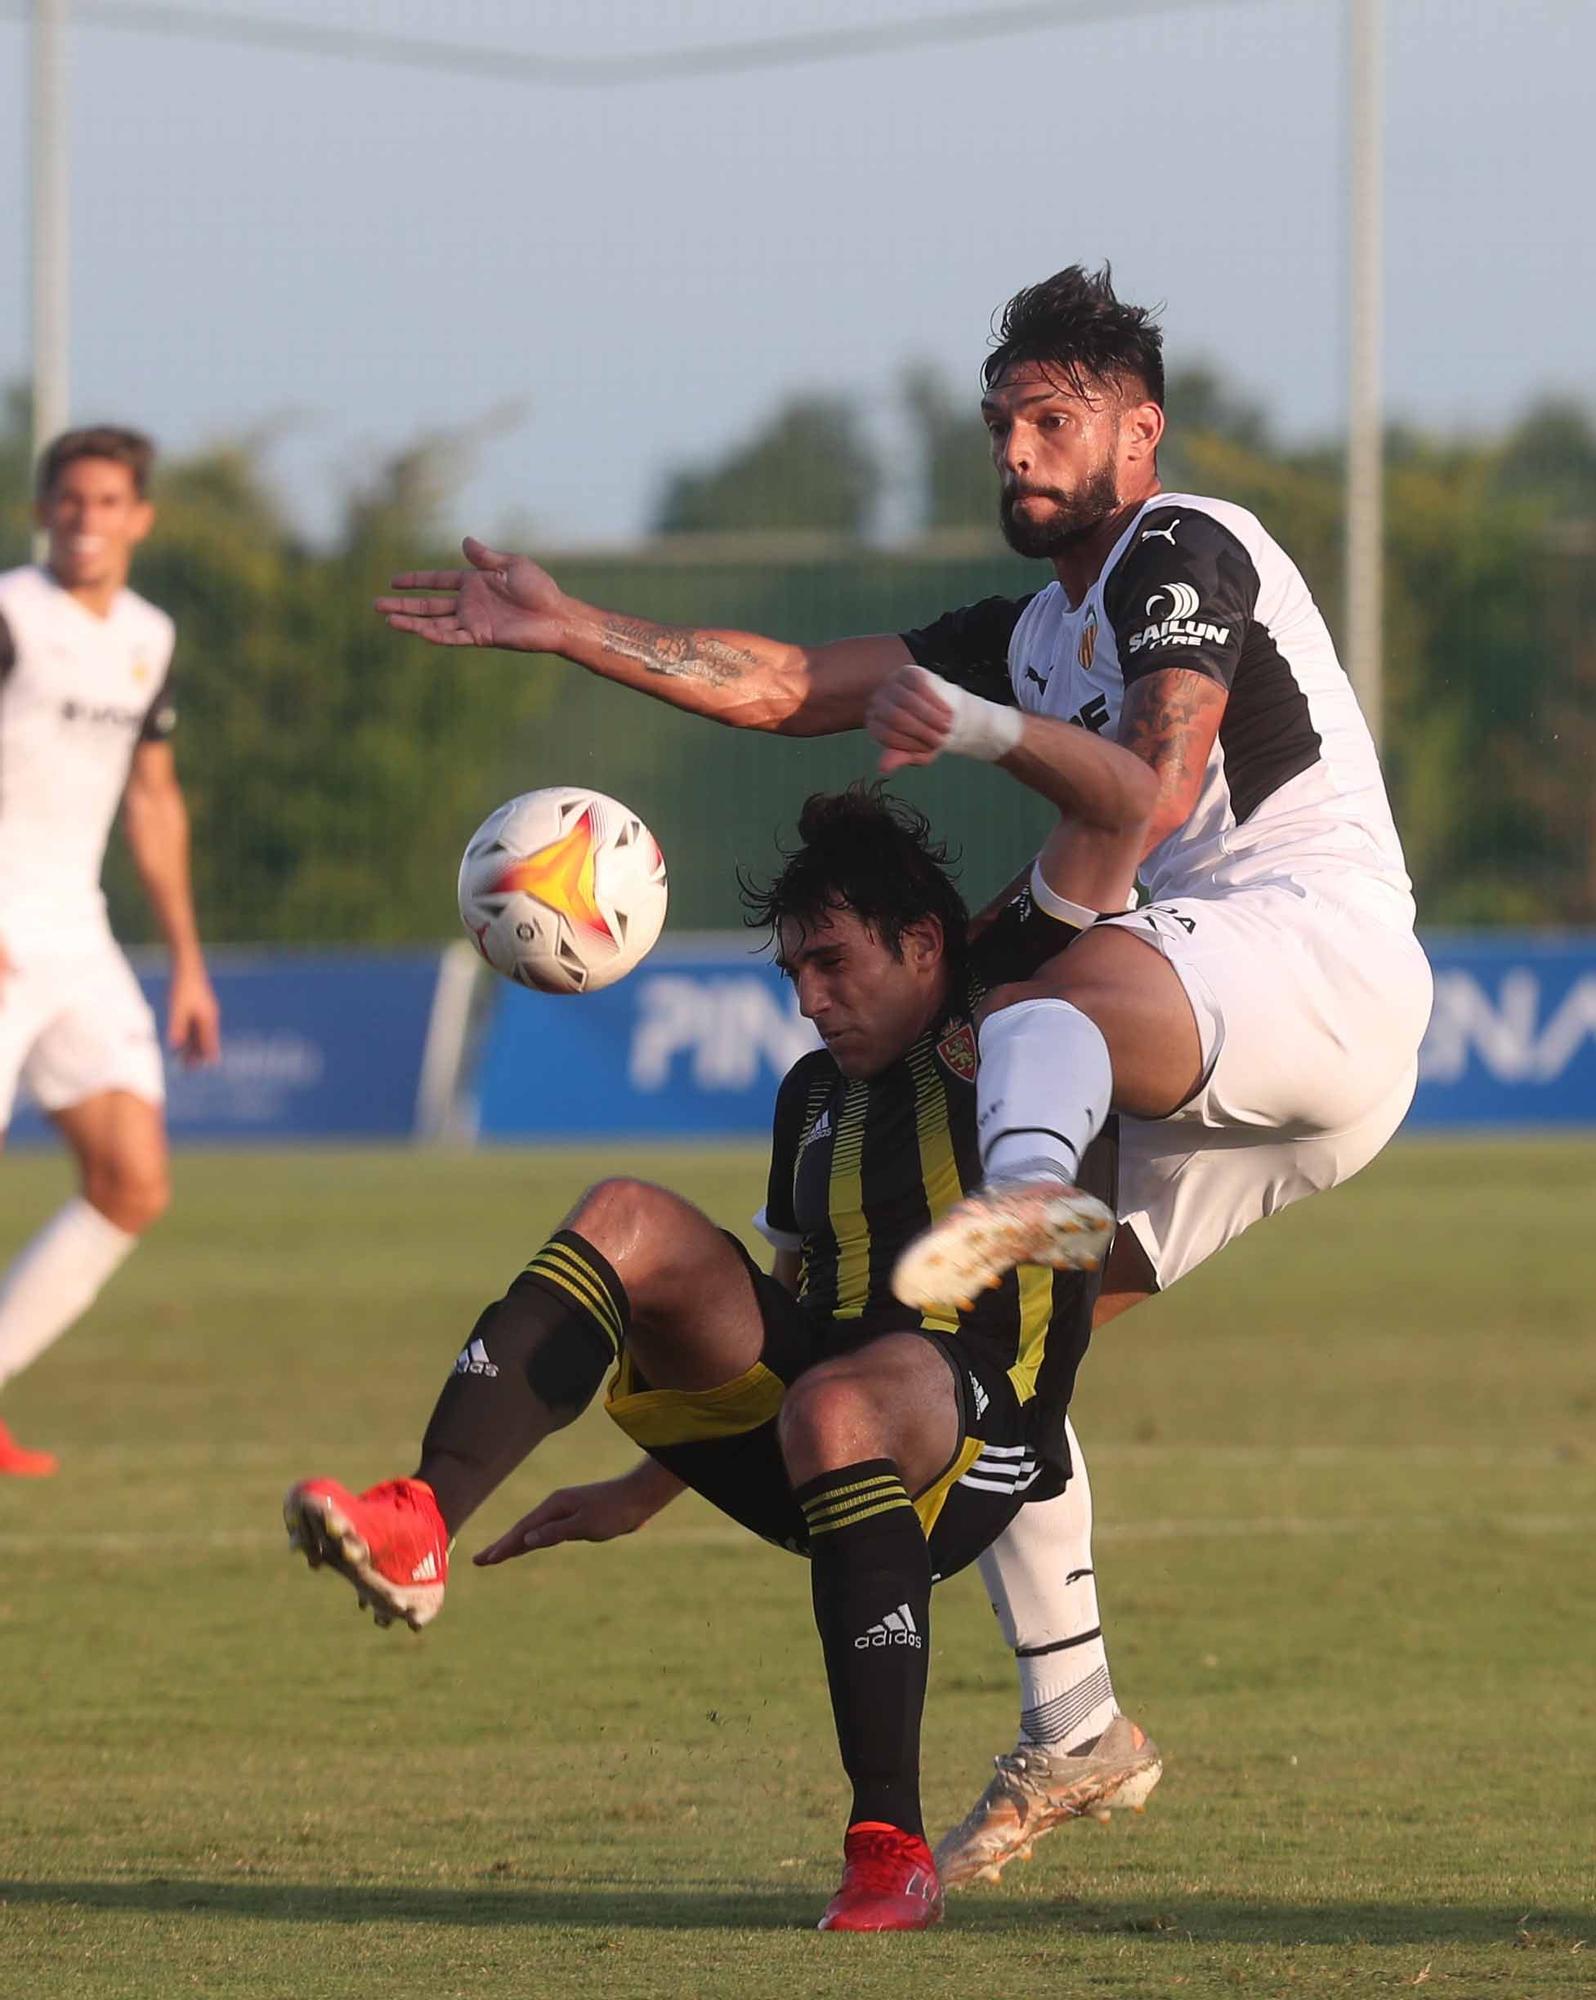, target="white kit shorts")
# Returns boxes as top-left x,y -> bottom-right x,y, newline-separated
0,933 -> 165,1131
1098,879 -> 1434,1291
